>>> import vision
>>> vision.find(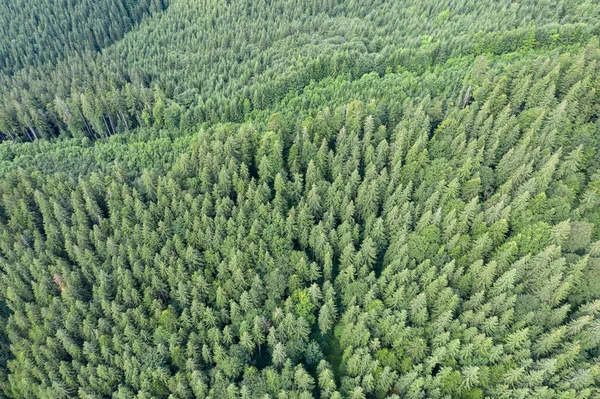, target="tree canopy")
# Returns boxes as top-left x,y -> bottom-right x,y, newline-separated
0,0 -> 600,398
